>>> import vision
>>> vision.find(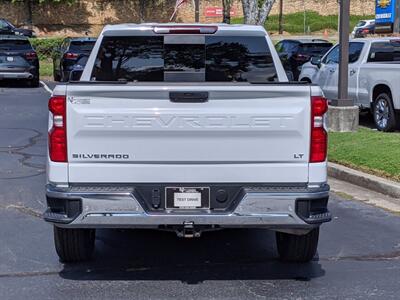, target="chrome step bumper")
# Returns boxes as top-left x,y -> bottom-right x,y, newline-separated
44,184 -> 331,229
